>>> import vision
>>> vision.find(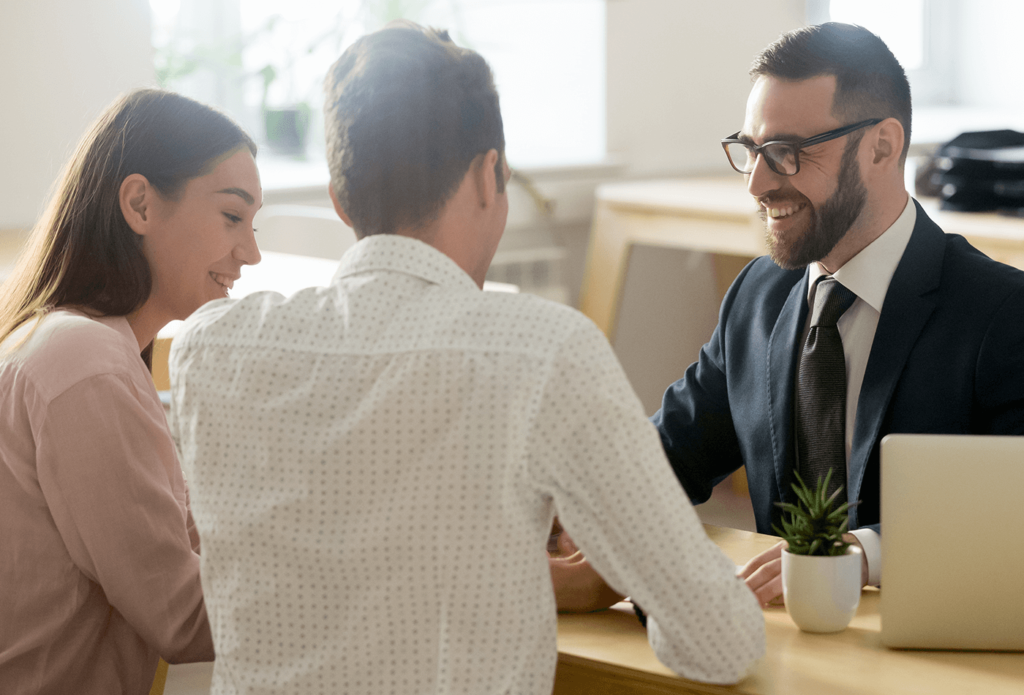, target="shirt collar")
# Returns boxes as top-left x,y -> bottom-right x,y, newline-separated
102,313 -> 142,351
333,234 -> 480,292
56,308 -> 140,352
807,194 -> 916,312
